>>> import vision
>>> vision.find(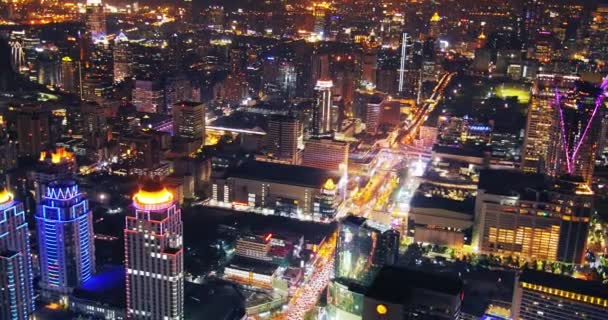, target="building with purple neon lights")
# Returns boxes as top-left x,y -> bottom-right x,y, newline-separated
0,188 -> 35,320
546,80 -> 606,184
36,180 -> 96,295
